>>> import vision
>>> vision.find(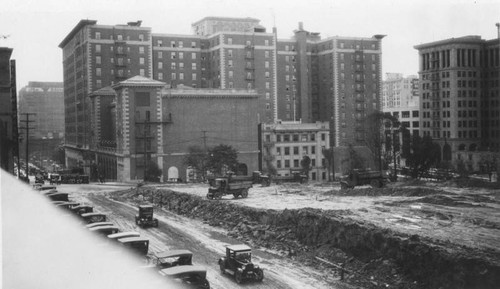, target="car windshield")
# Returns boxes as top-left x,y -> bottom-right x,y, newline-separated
235,251 -> 251,262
